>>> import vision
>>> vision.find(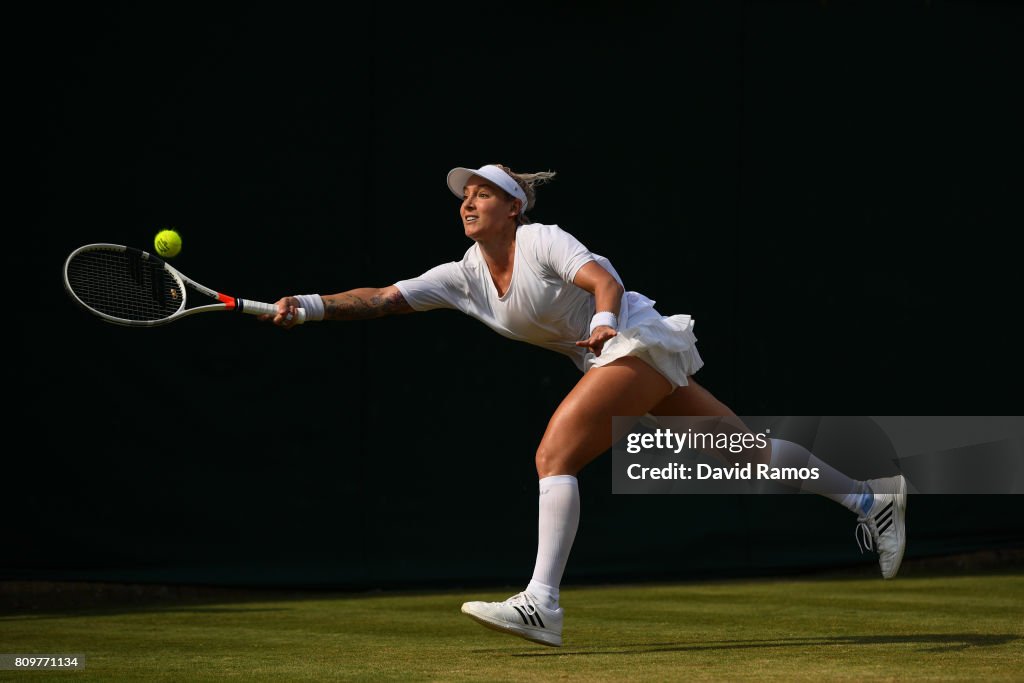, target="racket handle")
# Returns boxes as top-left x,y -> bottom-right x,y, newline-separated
237,299 -> 307,324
